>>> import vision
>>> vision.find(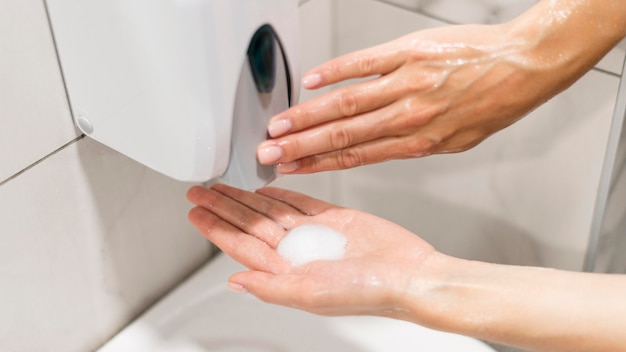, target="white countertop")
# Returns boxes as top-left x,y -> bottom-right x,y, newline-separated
99,253 -> 497,352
